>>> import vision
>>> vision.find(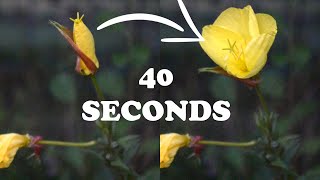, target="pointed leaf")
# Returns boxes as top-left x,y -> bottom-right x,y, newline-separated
279,135 -> 301,162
